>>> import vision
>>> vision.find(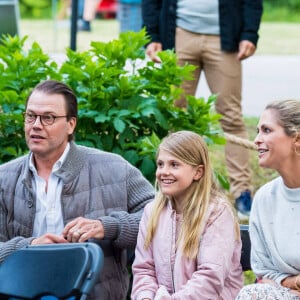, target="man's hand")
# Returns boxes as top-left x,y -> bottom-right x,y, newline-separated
62,217 -> 104,243
237,40 -> 256,60
146,42 -> 163,63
